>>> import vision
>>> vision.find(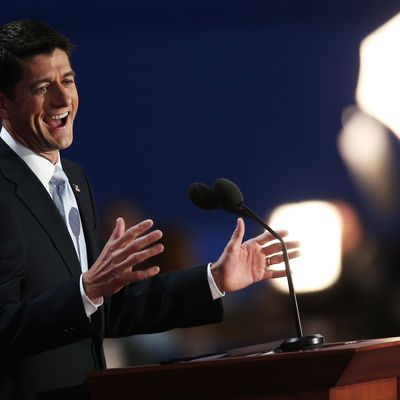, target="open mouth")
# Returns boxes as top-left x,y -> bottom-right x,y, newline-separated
43,112 -> 69,129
